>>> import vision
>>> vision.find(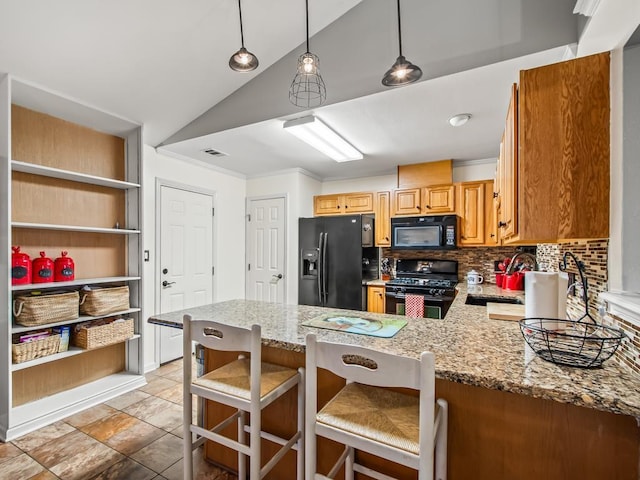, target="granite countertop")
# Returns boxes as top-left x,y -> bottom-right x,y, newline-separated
149,285 -> 640,418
